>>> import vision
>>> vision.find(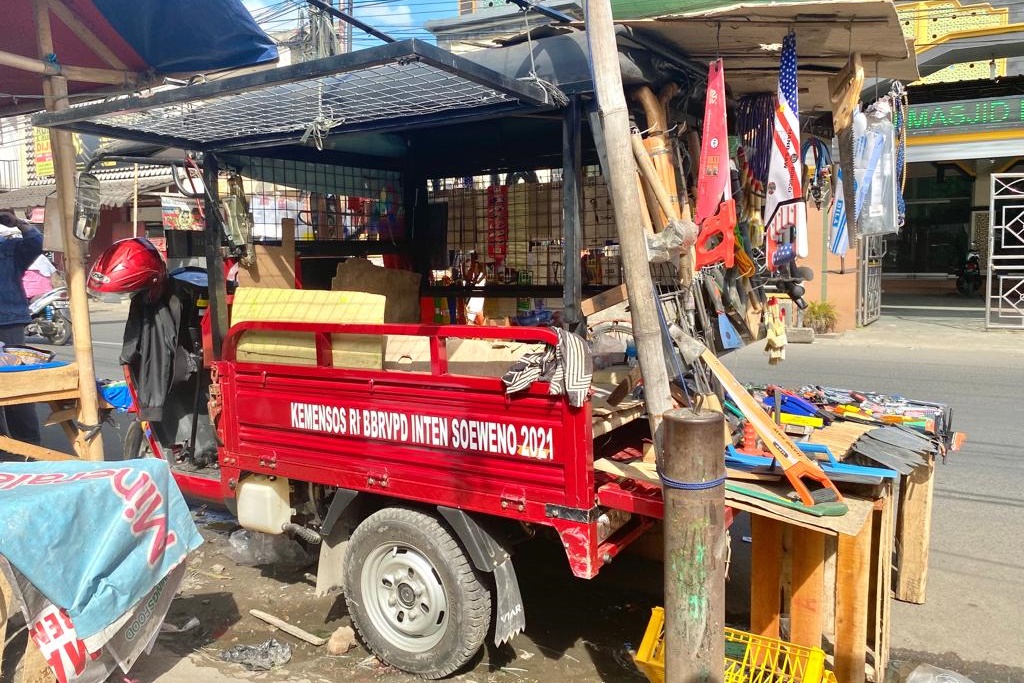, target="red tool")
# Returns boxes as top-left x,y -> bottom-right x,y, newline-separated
694,199 -> 737,269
